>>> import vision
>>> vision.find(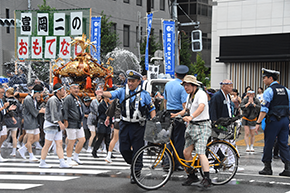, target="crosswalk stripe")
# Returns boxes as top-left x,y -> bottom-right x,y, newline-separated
0,183 -> 43,190
0,167 -> 109,175
0,175 -> 79,181
0,162 -> 130,170
5,158 -> 130,166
